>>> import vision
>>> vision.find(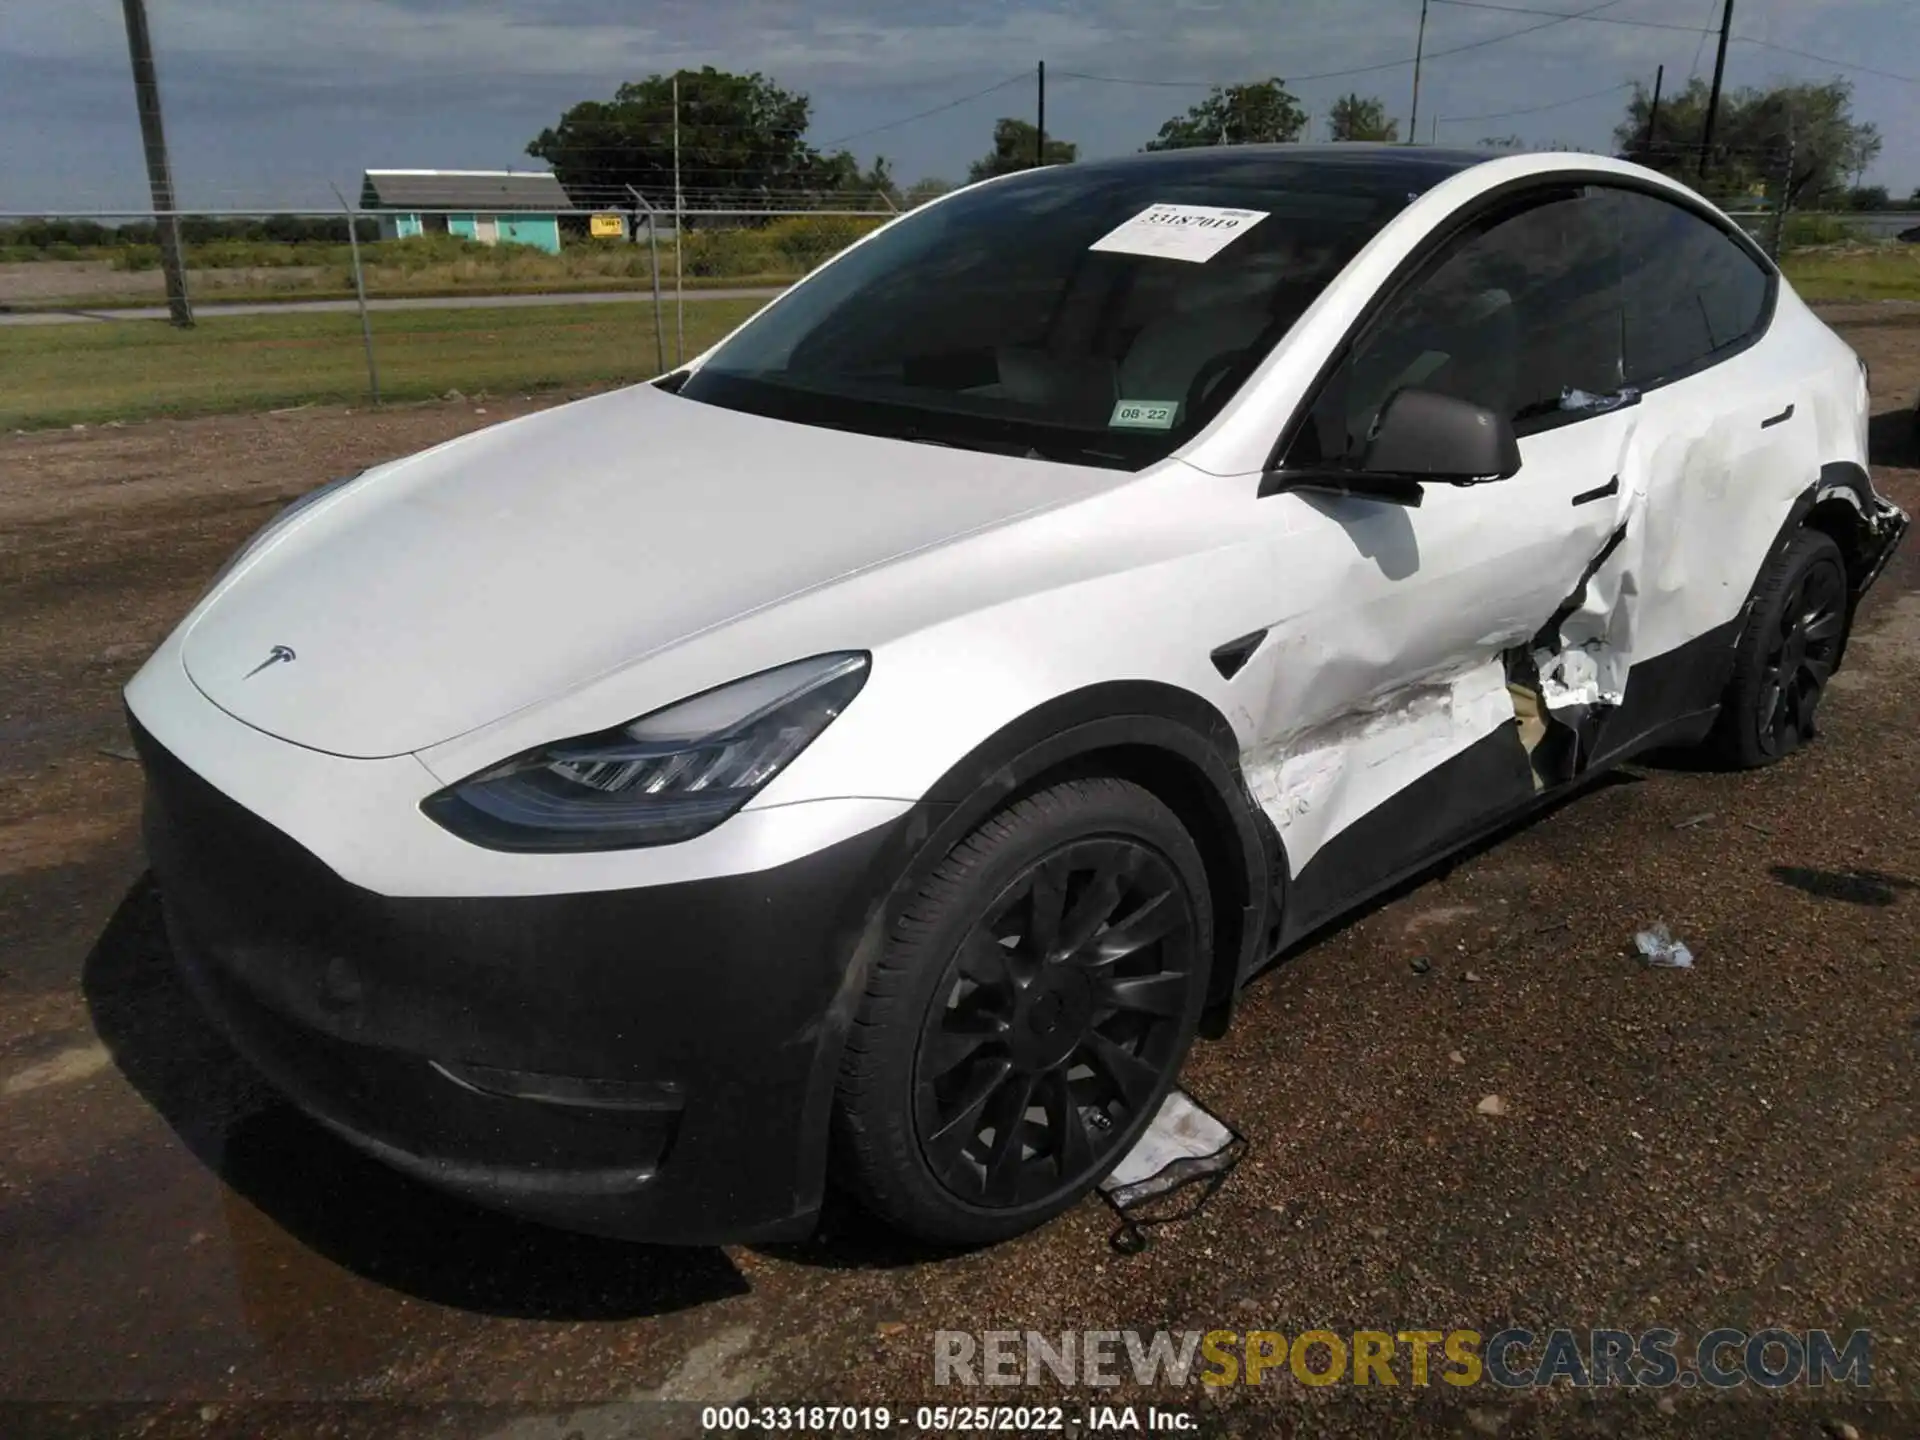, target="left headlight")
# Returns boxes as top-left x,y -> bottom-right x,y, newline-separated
421,652 -> 870,852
